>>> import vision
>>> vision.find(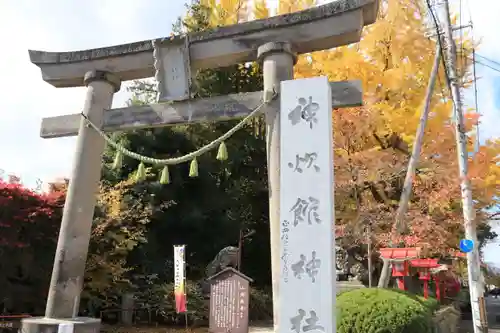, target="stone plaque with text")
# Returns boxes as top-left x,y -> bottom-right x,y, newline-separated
208,268 -> 253,333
